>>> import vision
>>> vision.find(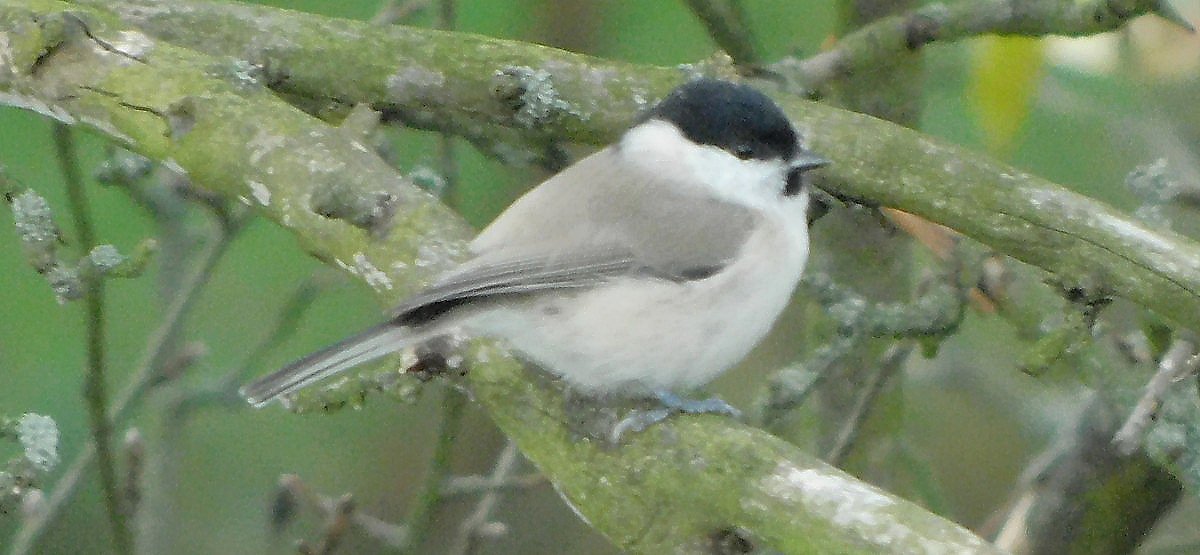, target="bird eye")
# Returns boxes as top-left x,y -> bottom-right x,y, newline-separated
734,144 -> 754,160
